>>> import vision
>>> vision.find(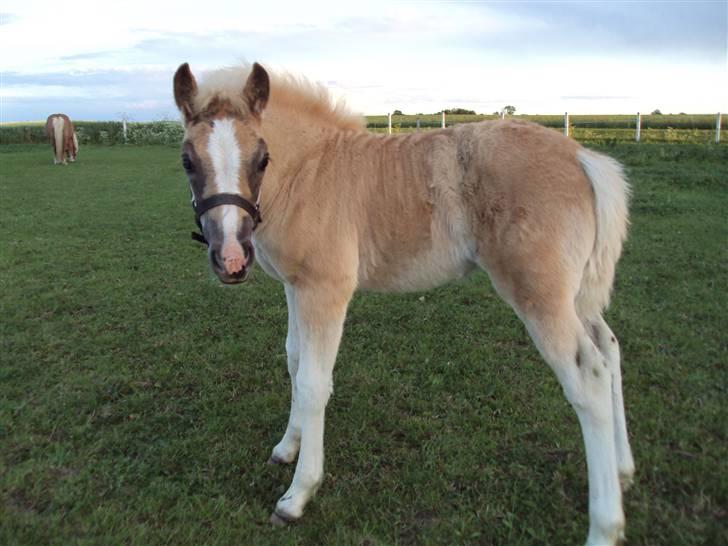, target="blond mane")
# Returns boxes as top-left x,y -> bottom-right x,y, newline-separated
193,64 -> 365,132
